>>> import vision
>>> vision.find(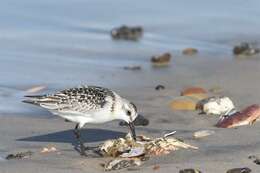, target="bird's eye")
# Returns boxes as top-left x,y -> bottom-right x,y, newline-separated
127,110 -> 131,116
